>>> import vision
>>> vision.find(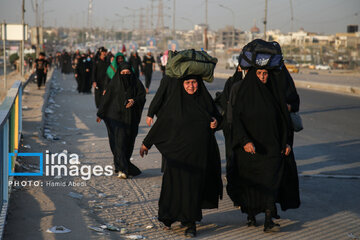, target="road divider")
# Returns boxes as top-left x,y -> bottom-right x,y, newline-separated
214,72 -> 360,97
